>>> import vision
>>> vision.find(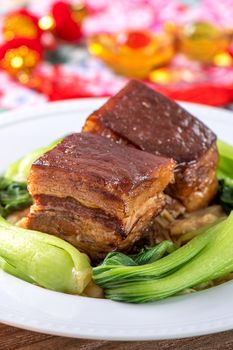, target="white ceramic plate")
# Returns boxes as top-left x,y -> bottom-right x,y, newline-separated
0,99 -> 233,341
